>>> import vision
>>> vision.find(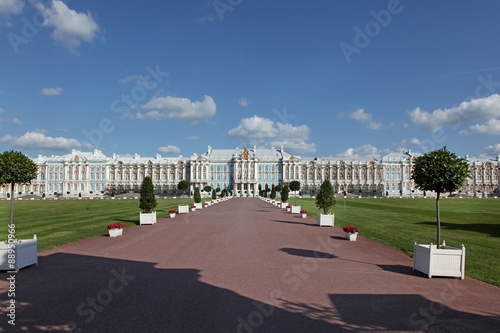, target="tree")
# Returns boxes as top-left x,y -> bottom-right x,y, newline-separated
281,185 -> 289,203
194,187 -> 201,203
0,150 -> 38,227
275,184 -> 282,192
204,185 -> 212,193
270,187 -> 276,200
411,146 -> 469,247
315,179 -> 336,214
177,180 -> 189,204
139,176 -> 157,213
211,189 -> 216,200
289,180 -> 301,205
